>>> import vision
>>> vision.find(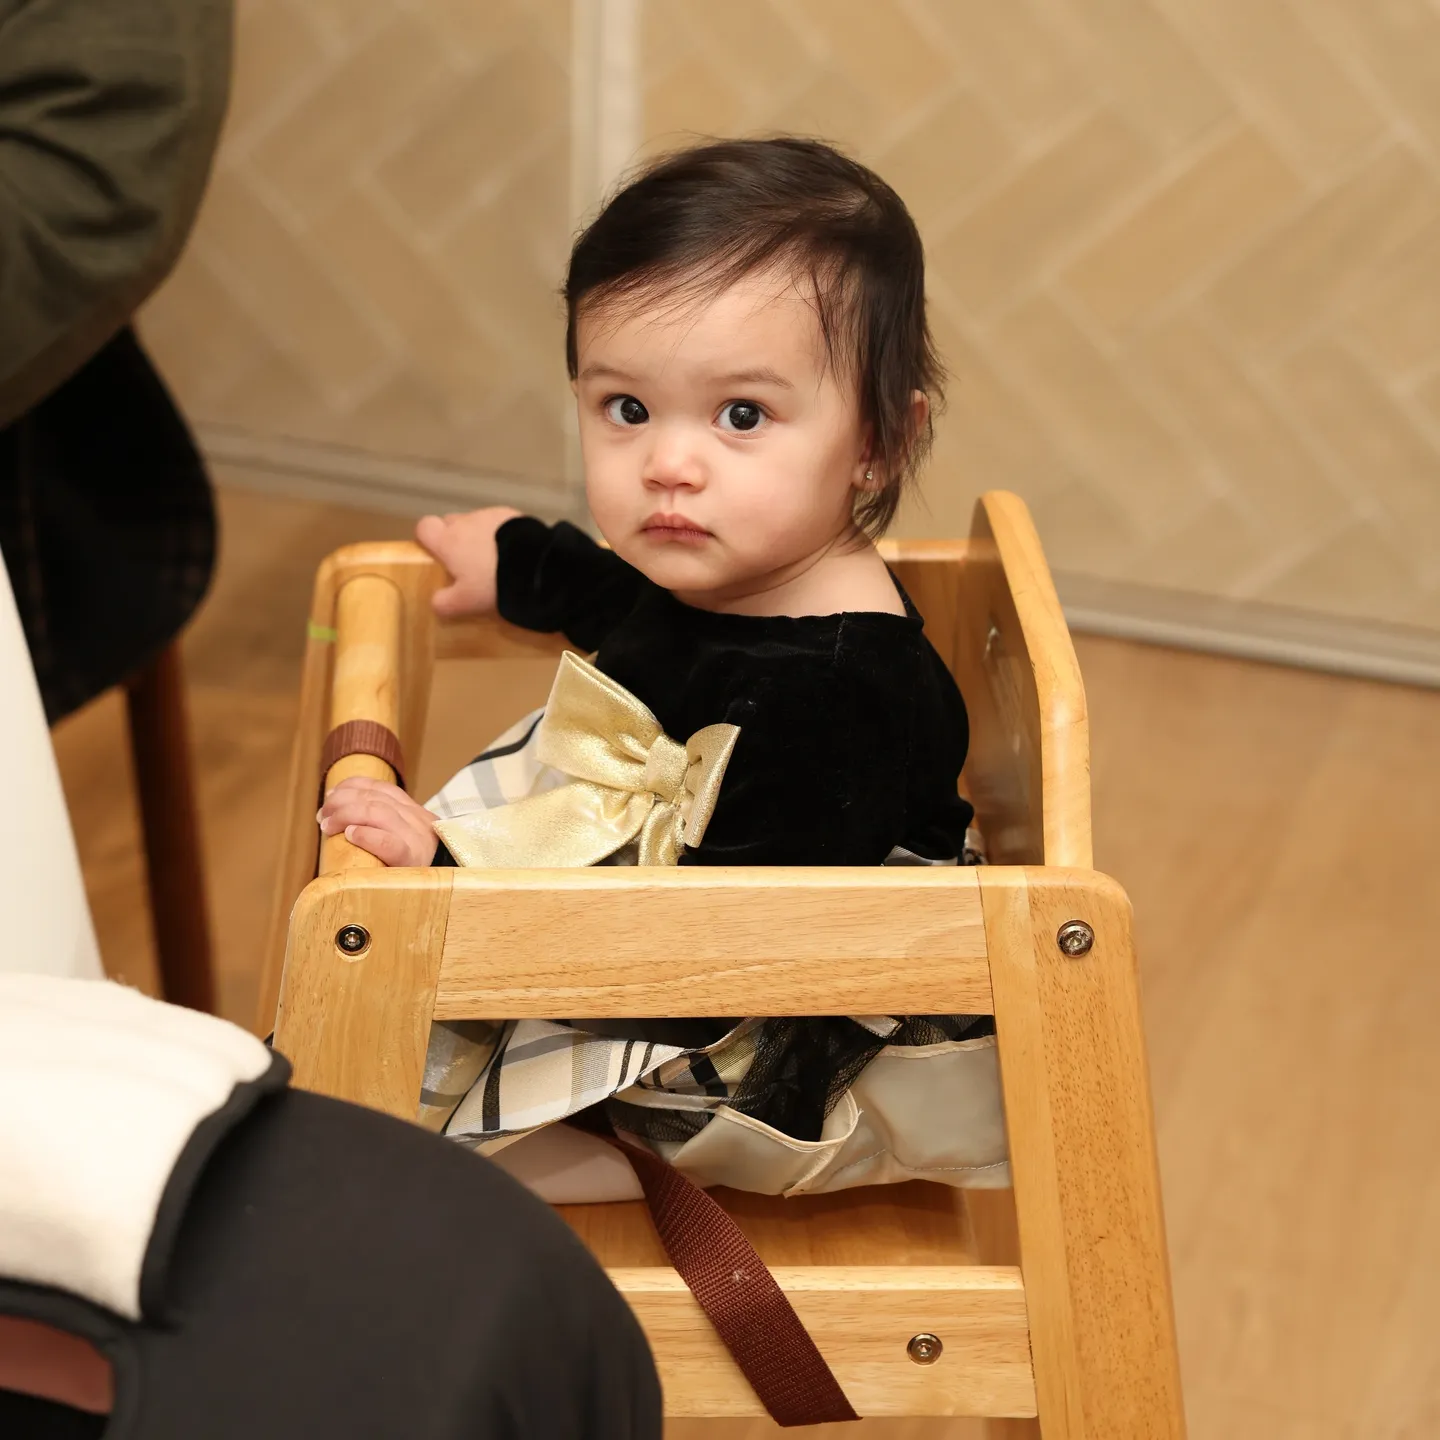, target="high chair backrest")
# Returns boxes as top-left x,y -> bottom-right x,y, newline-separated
887,491 -> 1091,870
260,491 -> 1184,1437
